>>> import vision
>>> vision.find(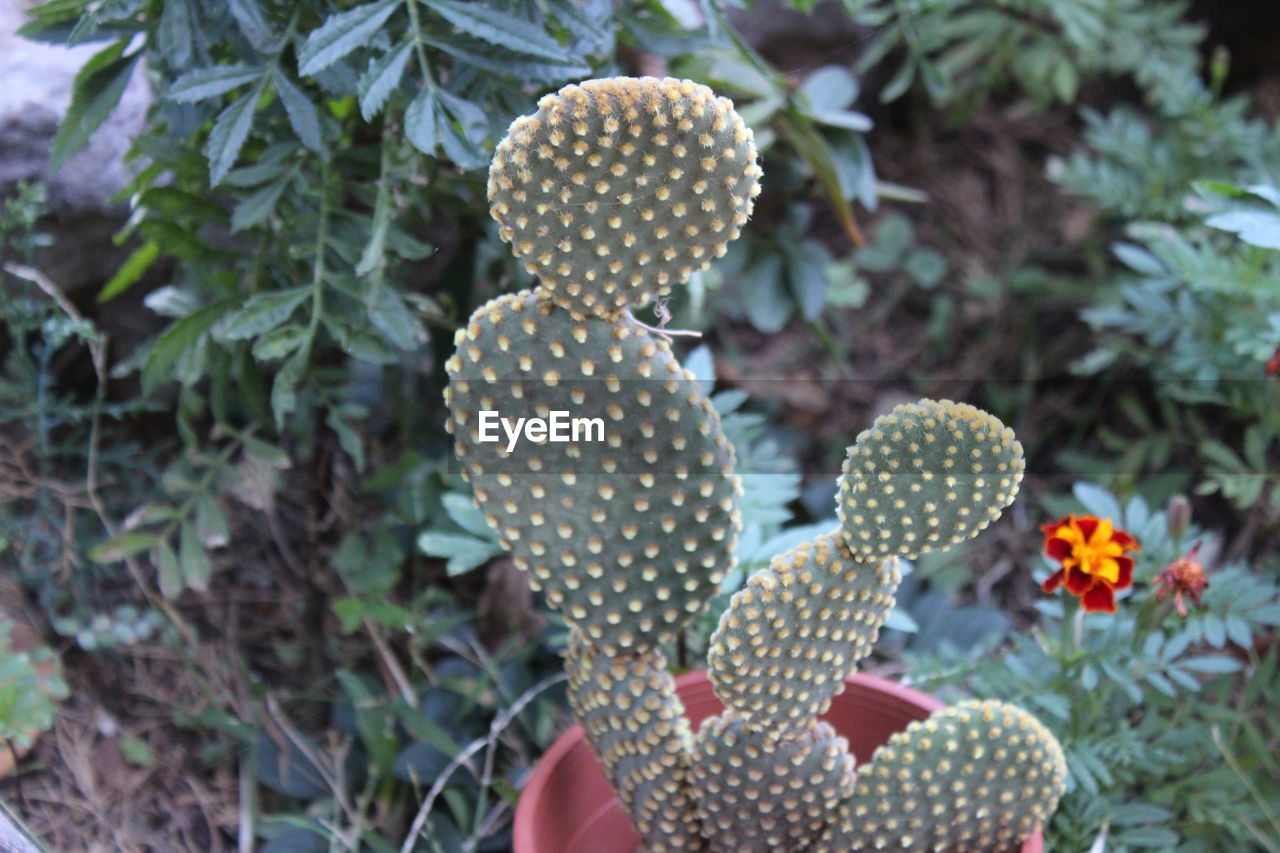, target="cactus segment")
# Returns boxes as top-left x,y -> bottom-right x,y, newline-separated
689,712 -> 856,853
706,531 -> 899,734
838,399 -> 1025,561
444,289 -> 742,653
566,630 -> 704,852
487,77 -> 762,320
815,700 -> 1068,853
